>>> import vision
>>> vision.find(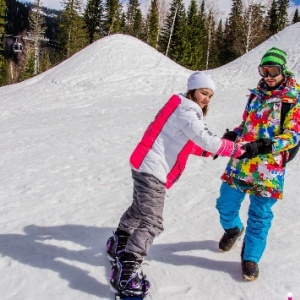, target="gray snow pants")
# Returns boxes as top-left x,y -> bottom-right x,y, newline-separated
118,169 -> 166,259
